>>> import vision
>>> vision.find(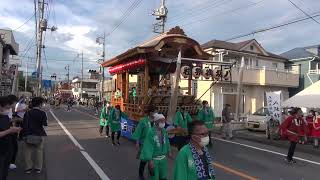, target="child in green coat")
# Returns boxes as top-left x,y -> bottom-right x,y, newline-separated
132,105 -> 156,180
99,101 -> 110,137
174,106 -> 192,150
108,105 -> 127,146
